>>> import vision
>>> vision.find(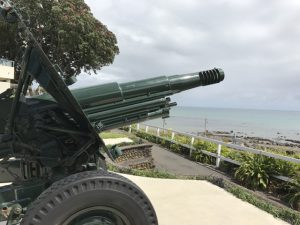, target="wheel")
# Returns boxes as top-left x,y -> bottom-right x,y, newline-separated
21,170 -> 158,225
